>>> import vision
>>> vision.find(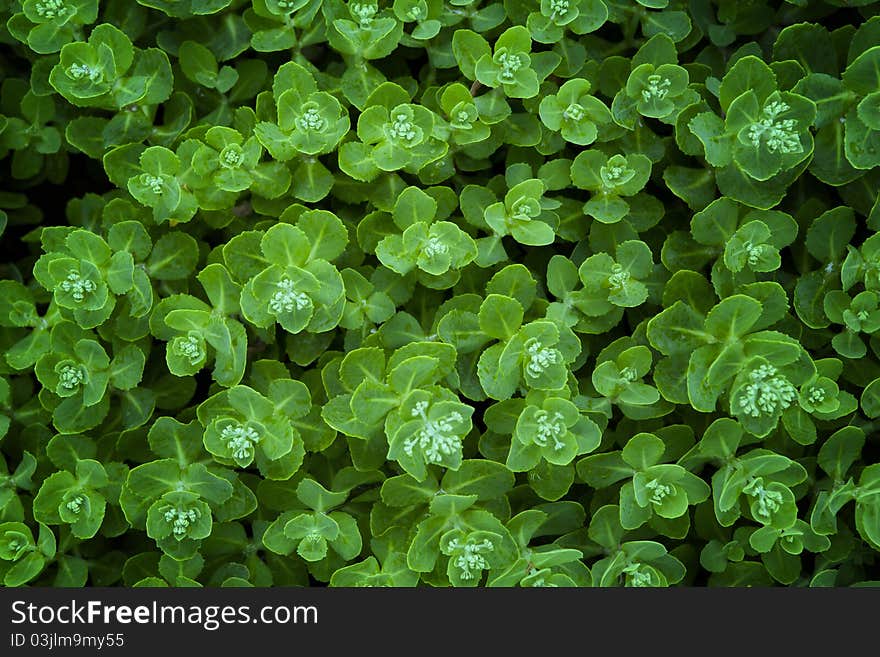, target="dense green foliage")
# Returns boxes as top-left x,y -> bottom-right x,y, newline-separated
2,0 -> 880,588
